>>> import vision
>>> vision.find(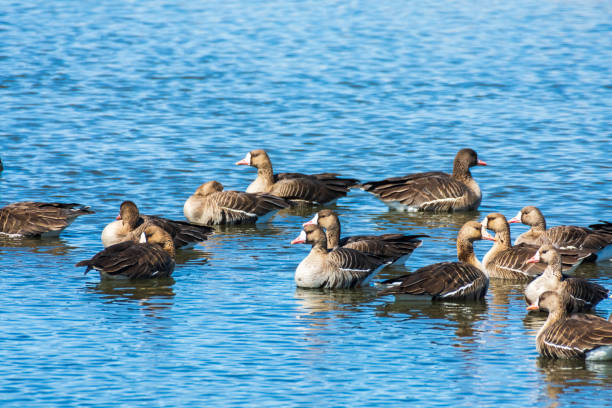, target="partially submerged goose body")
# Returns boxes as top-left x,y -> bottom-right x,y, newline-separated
379,221 -> 488,301
184,180 -> 290,225
236,149 -> 359,205
303,209 -> 427,265
291,224 -> 391,289
527,291 -> 612,360
361,148 -> 486,212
